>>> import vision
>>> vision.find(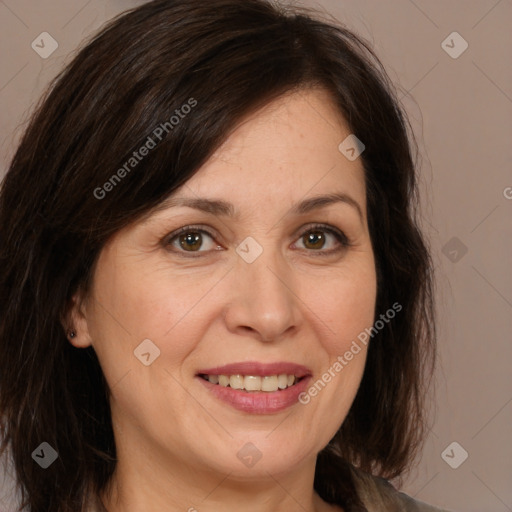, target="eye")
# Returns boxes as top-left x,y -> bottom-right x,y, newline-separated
293,223 -> 351,256
165,225 -> 221,255
164,223 -> 351,257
